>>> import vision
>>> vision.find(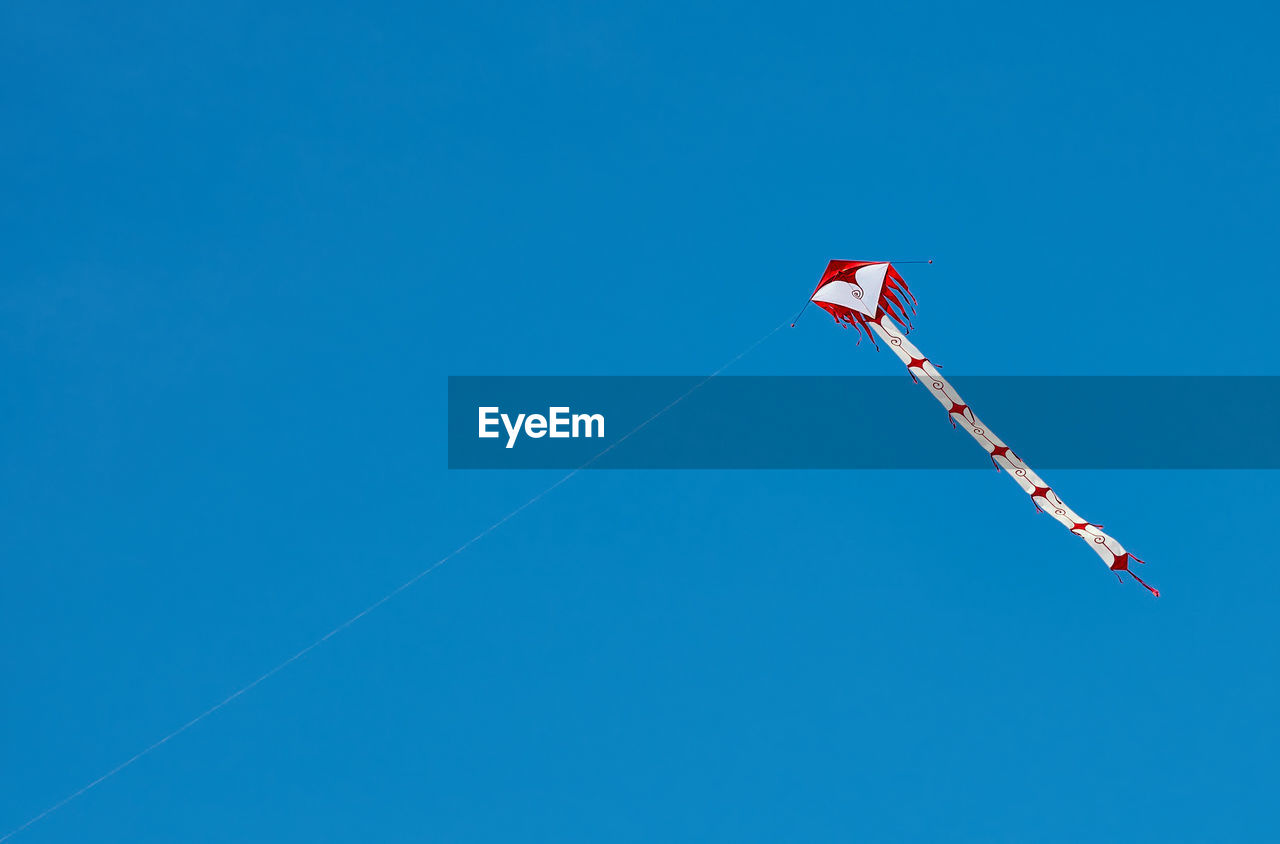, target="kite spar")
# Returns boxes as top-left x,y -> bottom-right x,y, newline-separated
805,260 -> 1157,596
